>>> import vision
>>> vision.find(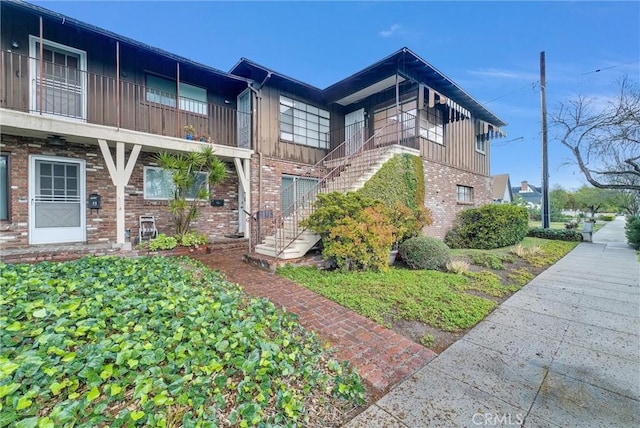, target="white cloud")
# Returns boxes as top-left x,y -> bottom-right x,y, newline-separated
379,24 -> 401,38
468,68 -> 539,81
